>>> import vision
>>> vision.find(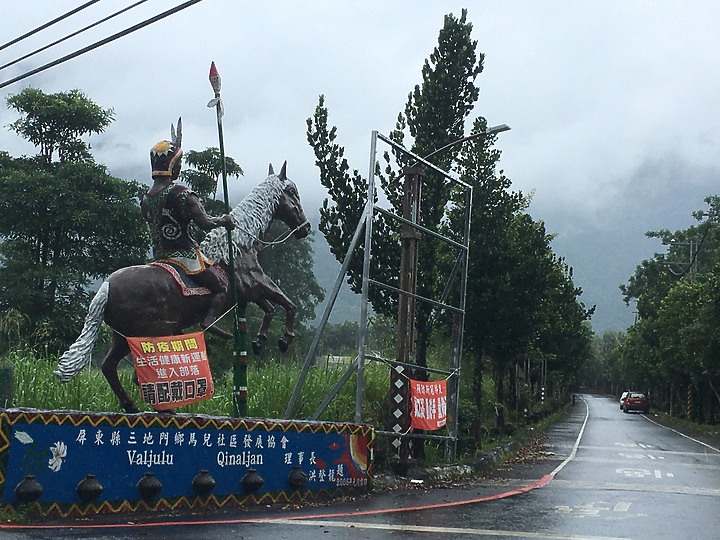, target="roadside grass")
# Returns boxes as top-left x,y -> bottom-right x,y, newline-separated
0,349 -> 567,471
0,350 -> 390,425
